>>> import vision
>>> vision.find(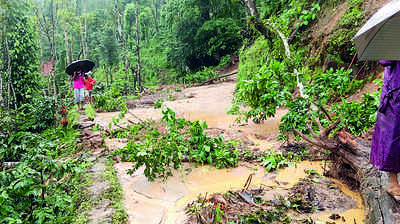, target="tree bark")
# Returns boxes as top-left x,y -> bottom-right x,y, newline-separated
130,64 -> 137,92
135,0 -> 142,92
294,122 -> 400,223
246,0 -> 259,18
110,66 -> 113,85
5,29 -> 11,111
114,0 -> 128,94
0,30 -> 4,110
83,0 -> 88,58
77,0 -> 86,59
